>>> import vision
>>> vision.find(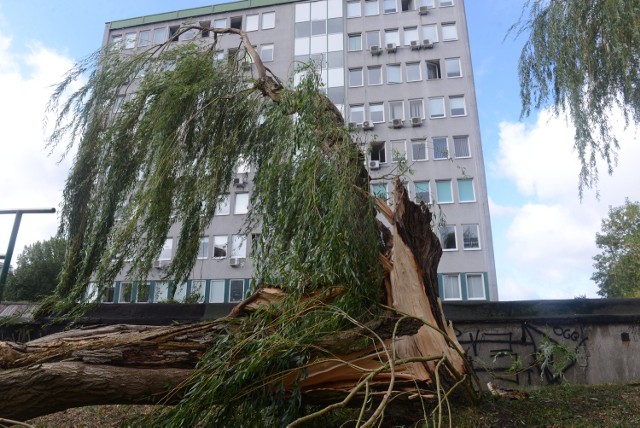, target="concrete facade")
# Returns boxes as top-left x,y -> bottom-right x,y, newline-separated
98,0 -> 497,305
